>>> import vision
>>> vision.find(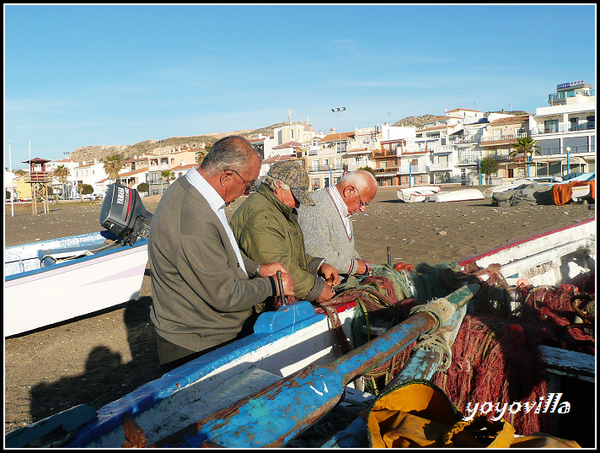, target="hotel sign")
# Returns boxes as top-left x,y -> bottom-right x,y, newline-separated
557,80 -> 584,89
